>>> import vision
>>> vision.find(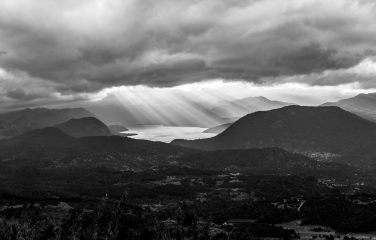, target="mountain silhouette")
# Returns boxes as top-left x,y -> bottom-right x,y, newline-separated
172,106 -> 376,167
0,107 -> 97,127
54,117 -> 112,137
